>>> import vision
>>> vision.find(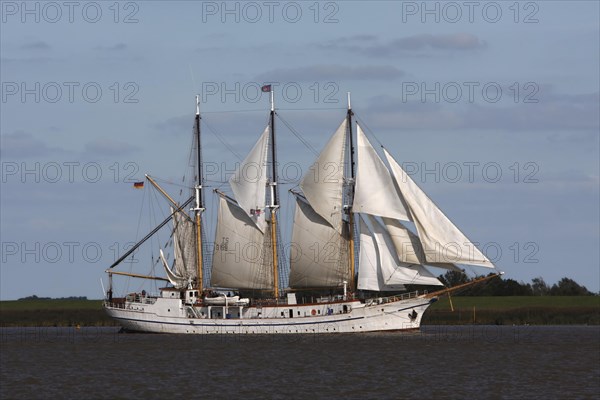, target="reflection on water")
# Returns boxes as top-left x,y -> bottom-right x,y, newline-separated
1,326 -> 598,399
